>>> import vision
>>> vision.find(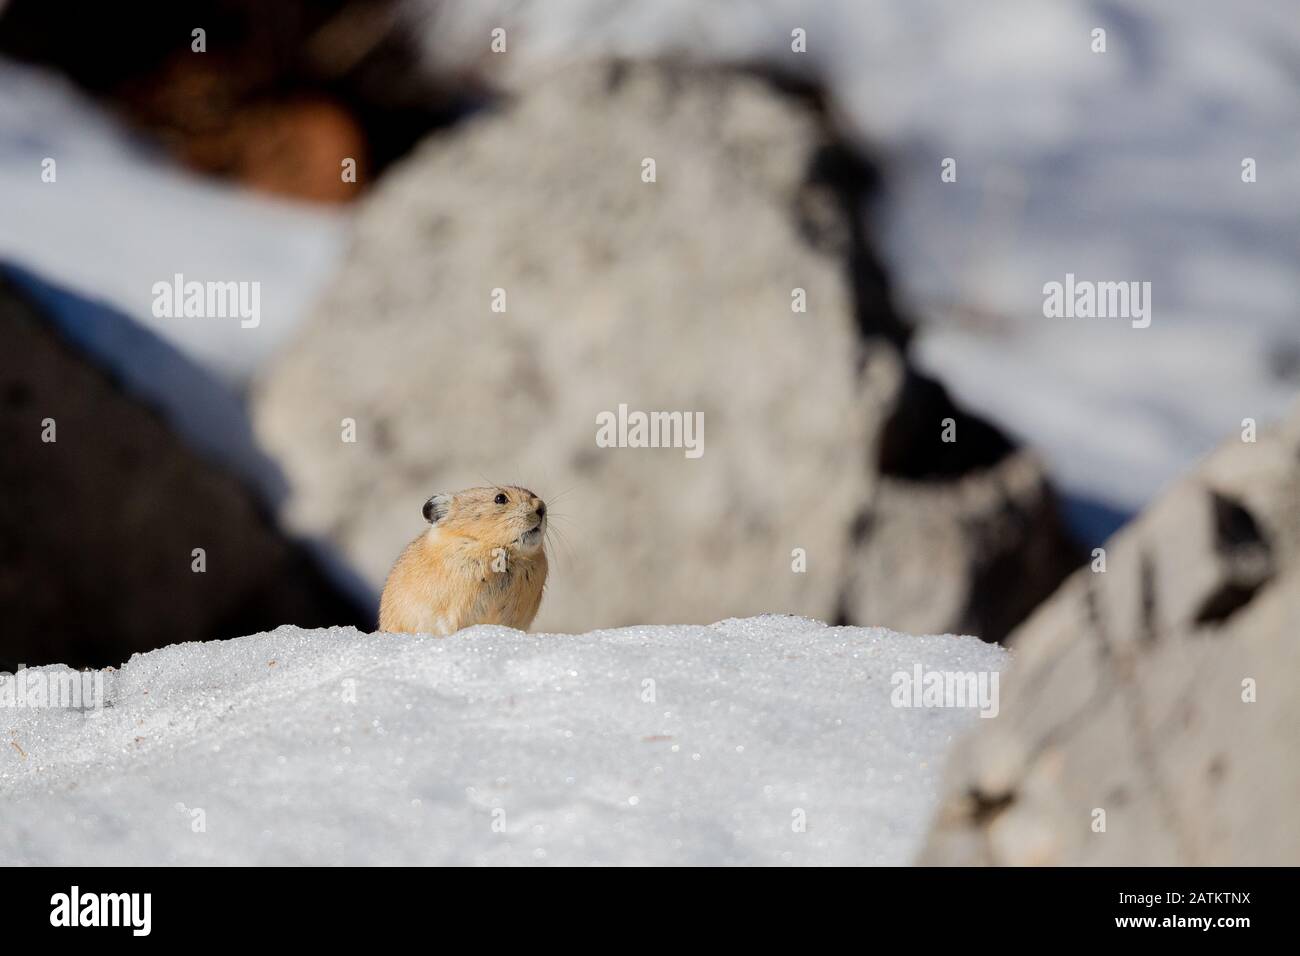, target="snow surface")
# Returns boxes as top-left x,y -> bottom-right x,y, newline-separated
0,616 -> 1005,866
